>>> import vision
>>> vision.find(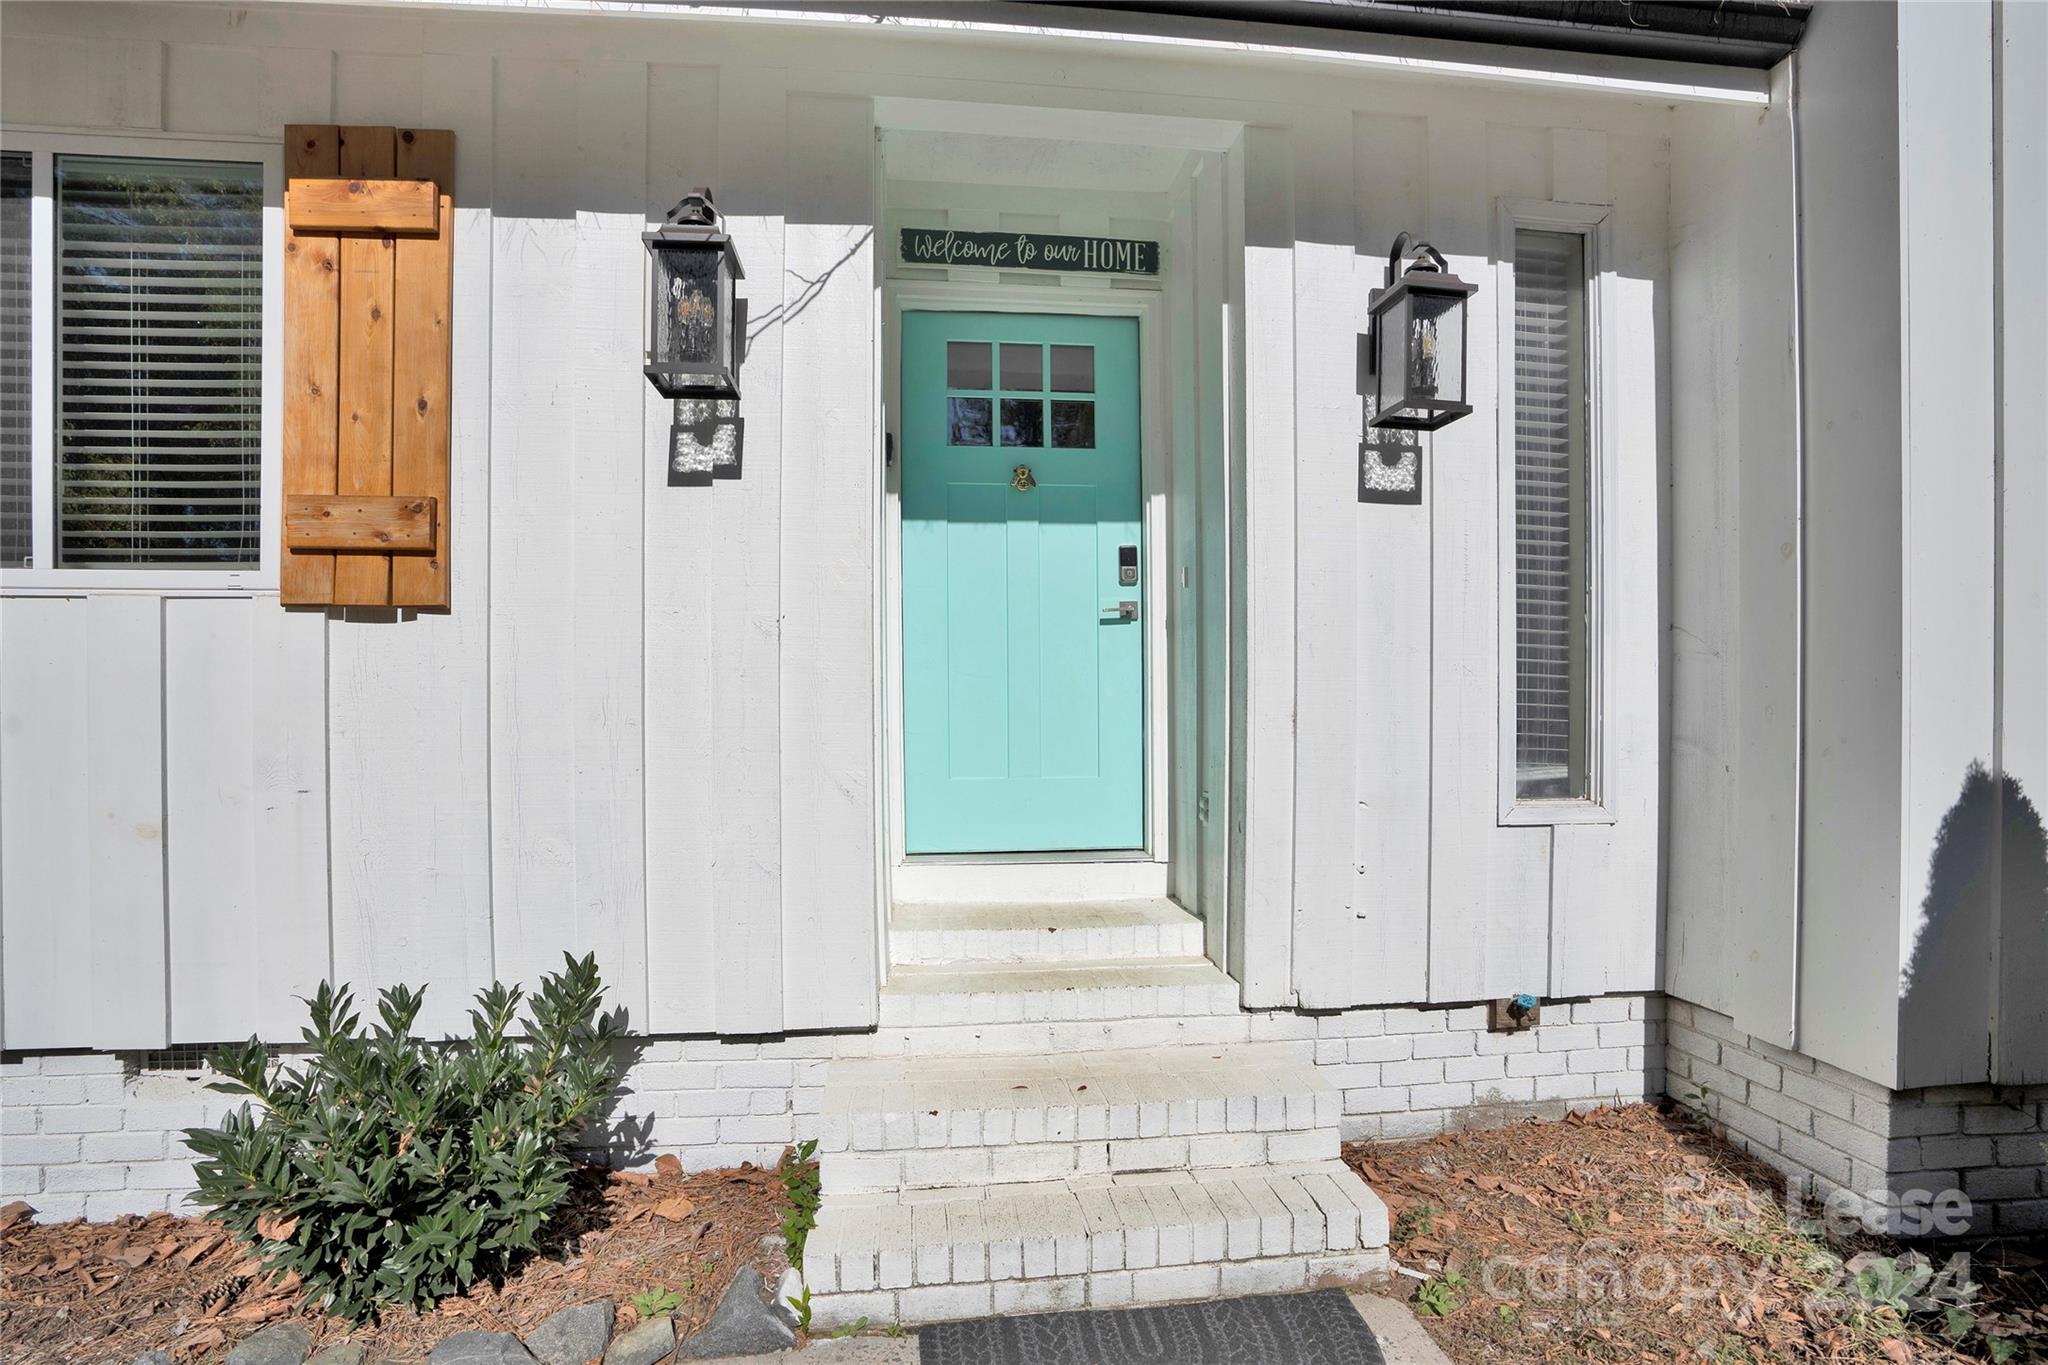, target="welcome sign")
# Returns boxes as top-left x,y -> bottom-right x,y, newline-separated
900,227 -> 1160,277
